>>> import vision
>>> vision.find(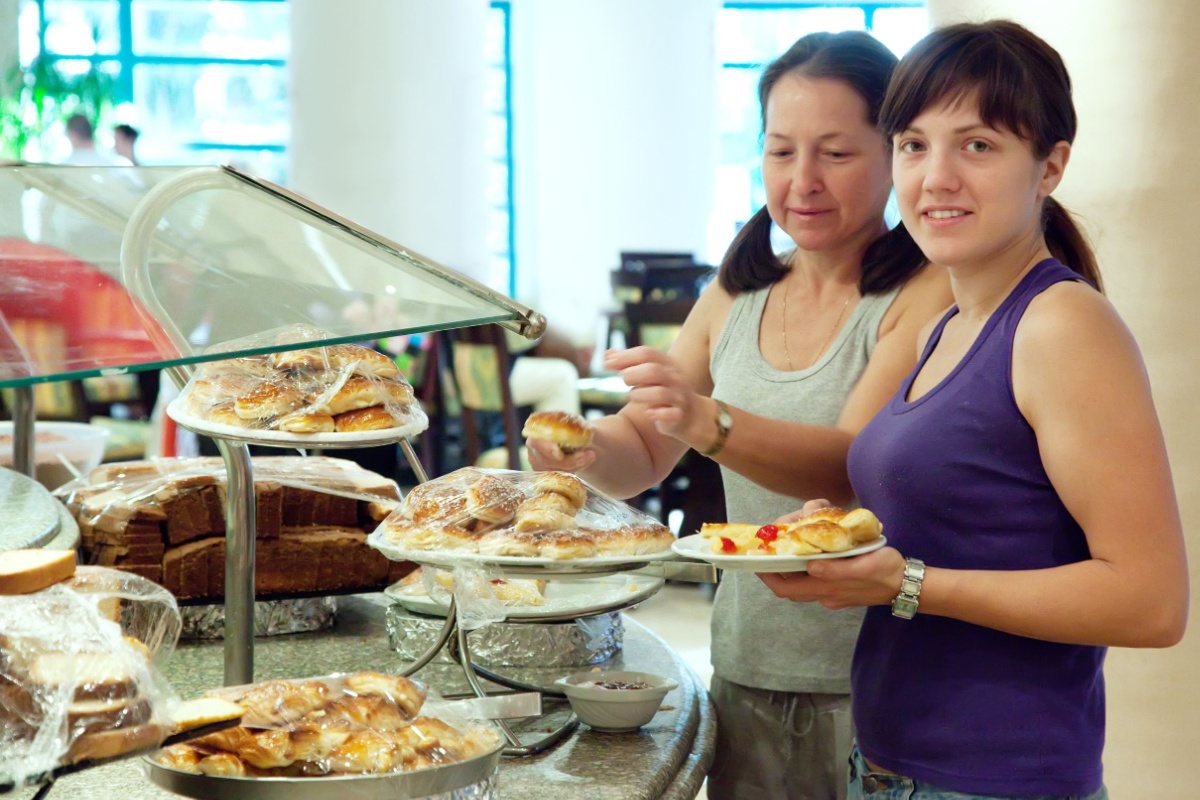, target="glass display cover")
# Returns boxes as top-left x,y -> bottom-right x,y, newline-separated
0,164 -> 538,389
